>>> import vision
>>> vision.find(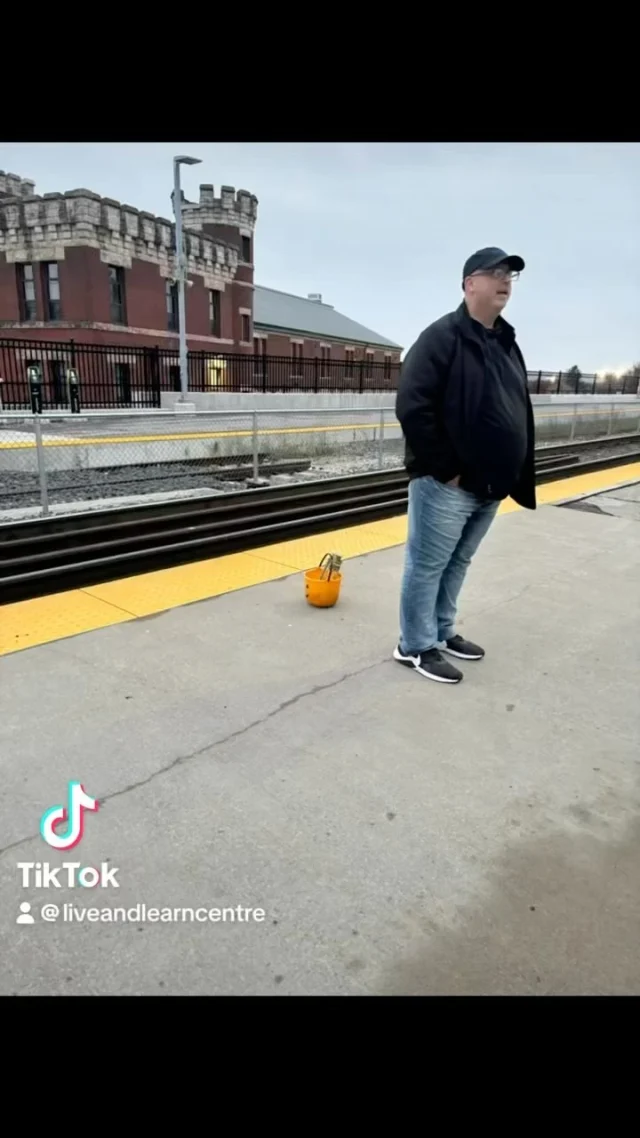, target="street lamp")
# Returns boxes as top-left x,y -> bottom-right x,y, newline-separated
172,154 -> 201,403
